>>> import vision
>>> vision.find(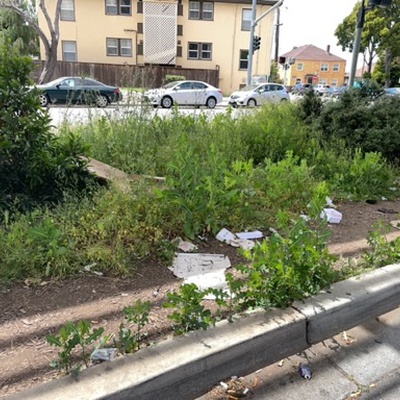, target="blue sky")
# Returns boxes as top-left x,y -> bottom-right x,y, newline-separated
277,0 -> 360,71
